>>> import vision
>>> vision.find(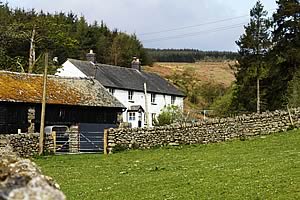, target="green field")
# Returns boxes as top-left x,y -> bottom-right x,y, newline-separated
36,130 -> 300,200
